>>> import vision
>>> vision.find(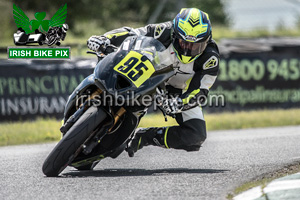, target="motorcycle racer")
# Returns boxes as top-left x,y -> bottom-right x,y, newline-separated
87,8 -> 220,155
